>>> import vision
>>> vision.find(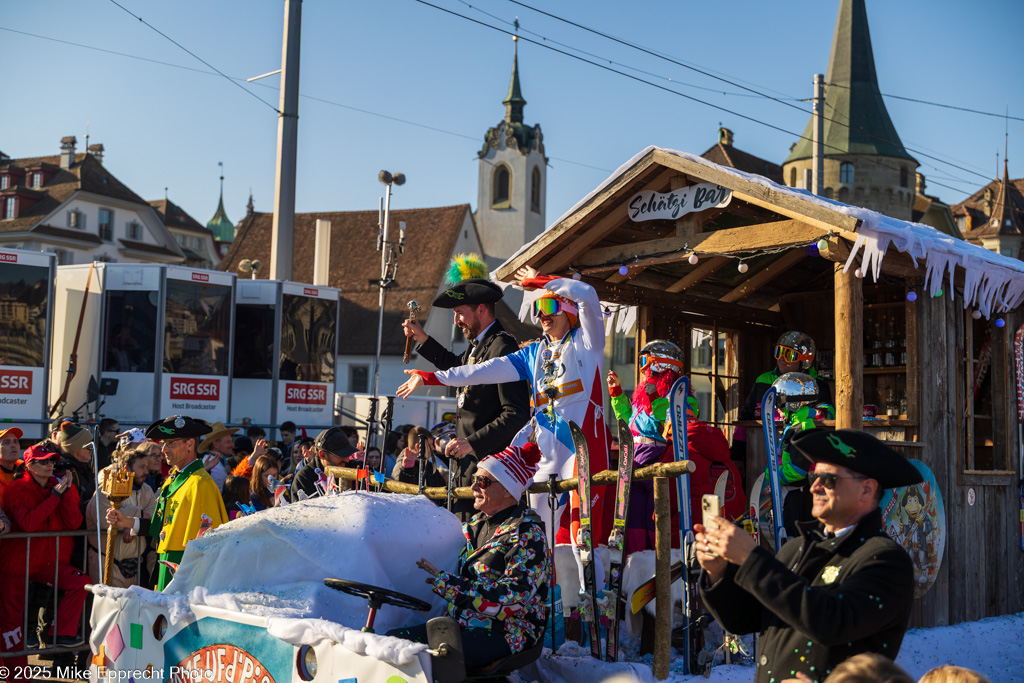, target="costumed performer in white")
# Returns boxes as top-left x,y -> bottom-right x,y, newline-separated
397,265 -> 611,594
